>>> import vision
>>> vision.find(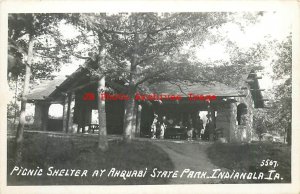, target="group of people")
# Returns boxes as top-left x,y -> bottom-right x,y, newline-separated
150,113 -> 216,141
150,114 -> 167,139
189,114 -> 215,141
